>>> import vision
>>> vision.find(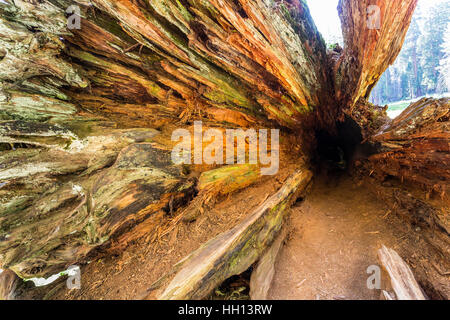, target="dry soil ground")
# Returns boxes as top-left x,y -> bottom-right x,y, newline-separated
269,174 -> 419,300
